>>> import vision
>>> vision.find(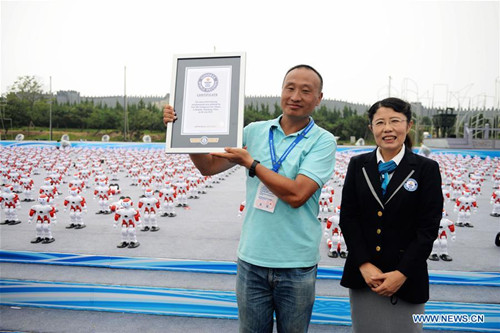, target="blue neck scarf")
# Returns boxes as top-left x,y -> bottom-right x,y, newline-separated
378,160 -> 397,196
